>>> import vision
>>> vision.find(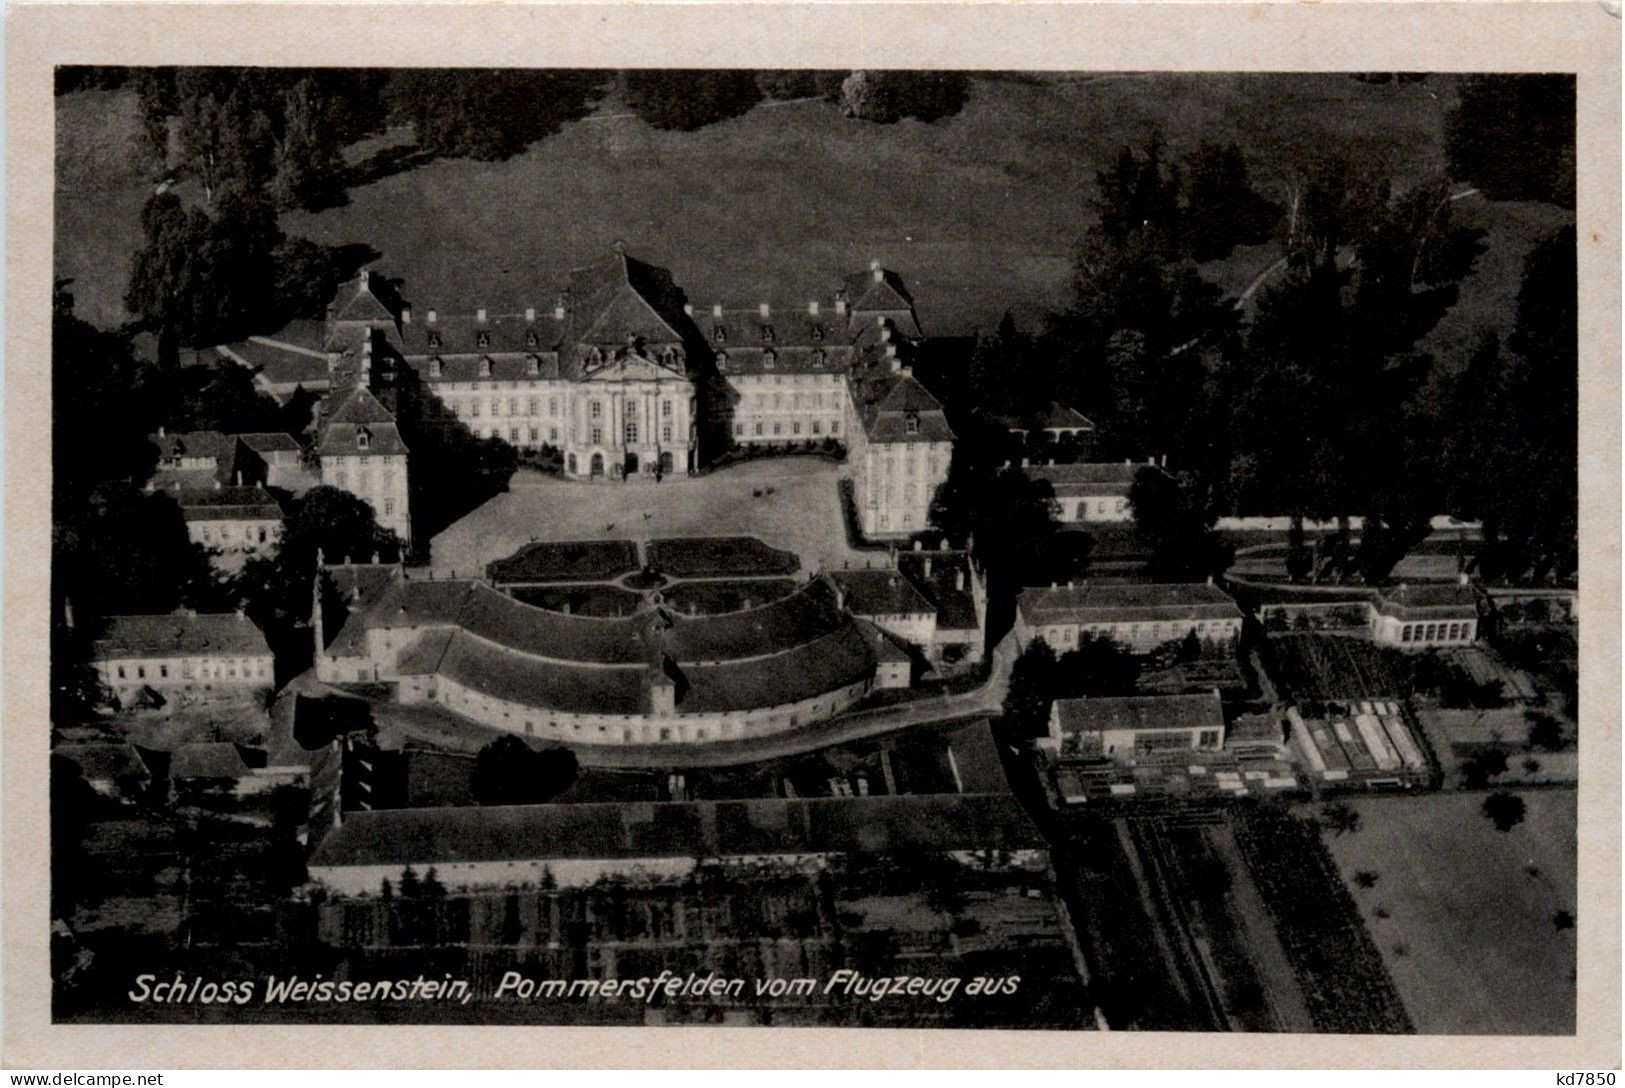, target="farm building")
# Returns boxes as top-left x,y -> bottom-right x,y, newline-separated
1040,691 -> 1226,762
1014,581 -> 1243,654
